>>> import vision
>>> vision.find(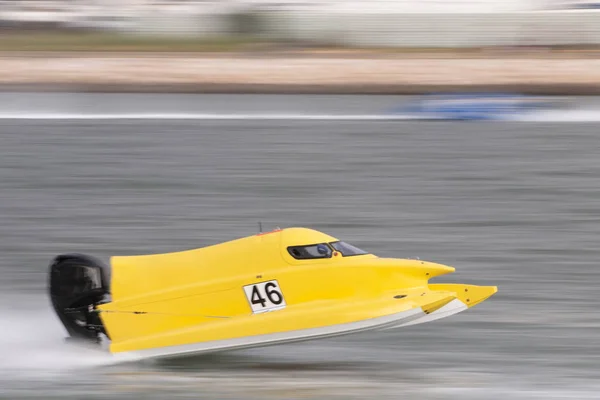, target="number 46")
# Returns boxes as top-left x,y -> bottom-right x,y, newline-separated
244,280 -> 286,313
